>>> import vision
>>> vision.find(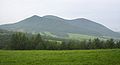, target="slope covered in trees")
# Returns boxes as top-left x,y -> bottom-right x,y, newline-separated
2,32 -> 120,50
0,29 -> 12,49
